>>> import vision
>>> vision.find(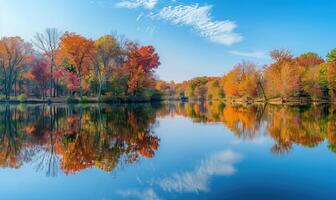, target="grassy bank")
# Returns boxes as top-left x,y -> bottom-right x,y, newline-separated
0,95 -> 334,105
221,96 -> 334,105
176,96 -> 334,105
0,96 -> 164,104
